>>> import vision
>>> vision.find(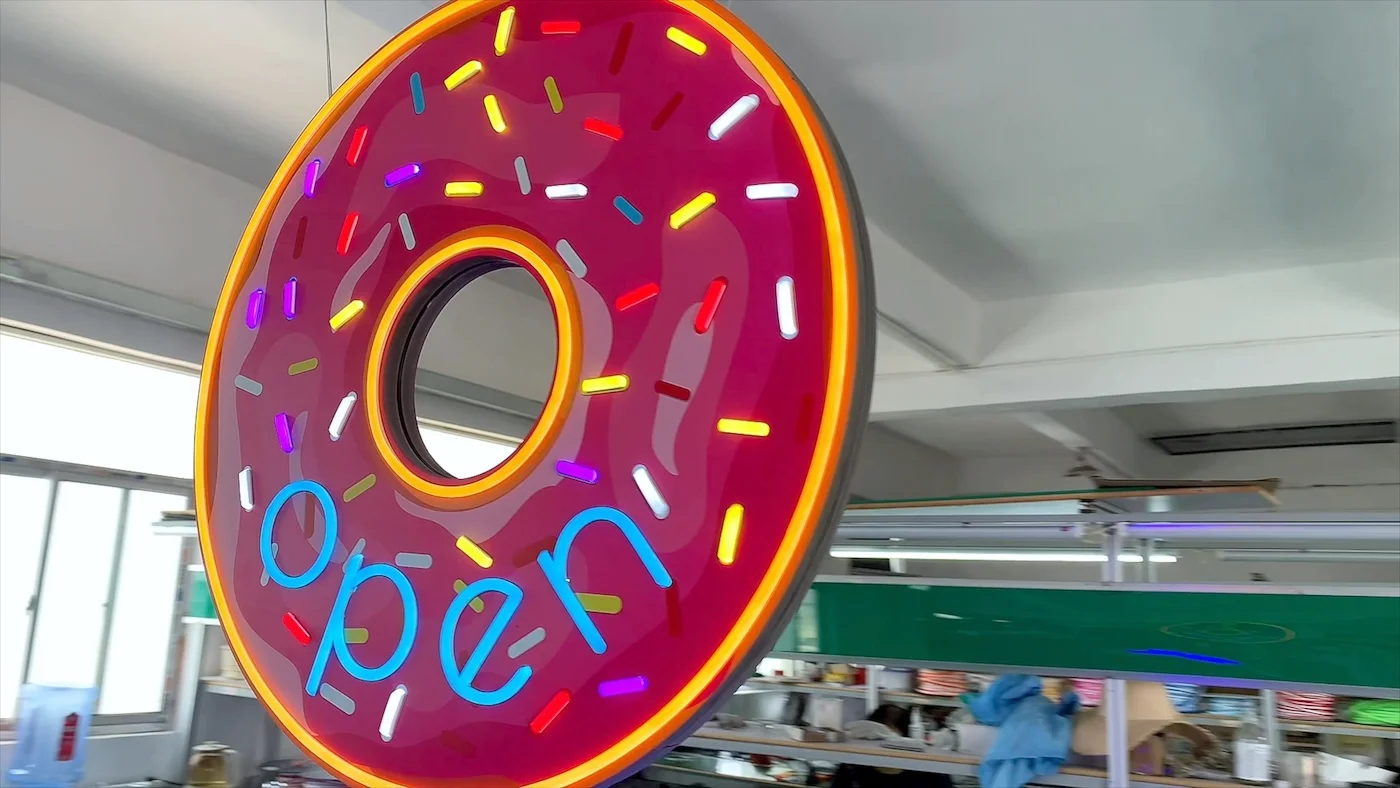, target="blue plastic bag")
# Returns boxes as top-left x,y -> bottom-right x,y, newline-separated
5,685 -> 97,788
